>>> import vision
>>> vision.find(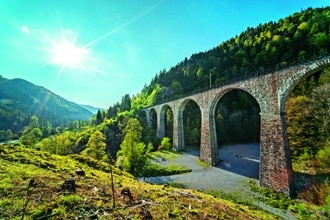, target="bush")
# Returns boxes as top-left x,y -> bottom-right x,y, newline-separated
315,143 -> 330,172
300,181 -> 329,205
161,137 -> 171,150
325,190 -> 330,216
